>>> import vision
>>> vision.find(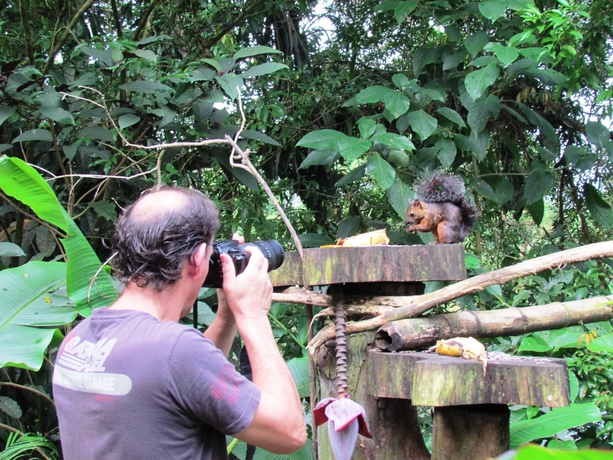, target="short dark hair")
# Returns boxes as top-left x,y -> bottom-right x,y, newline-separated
112,187 -> 220,290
